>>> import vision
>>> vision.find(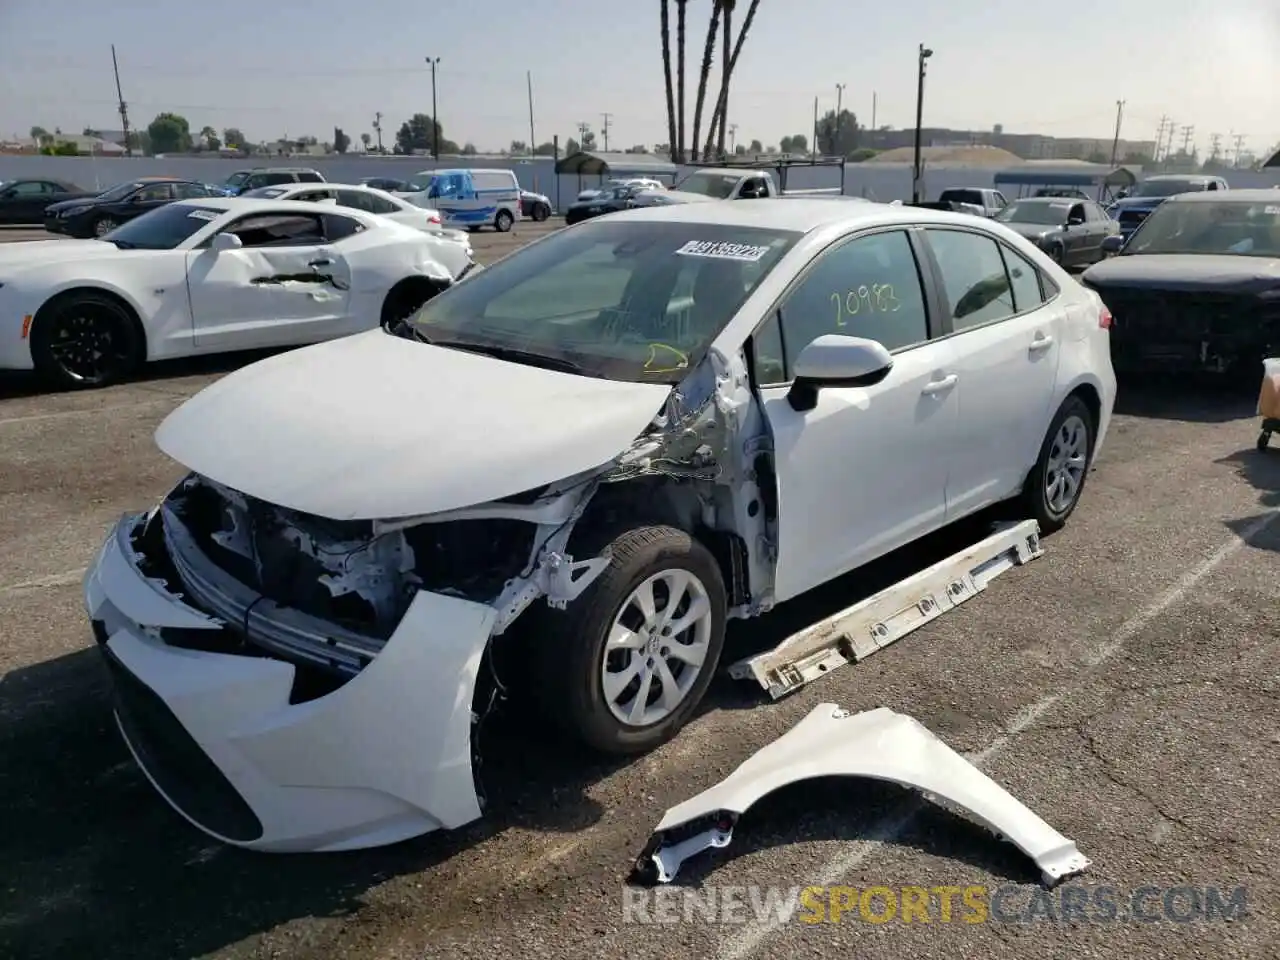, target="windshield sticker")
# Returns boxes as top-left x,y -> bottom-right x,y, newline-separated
187,209 -> 220,221
1265,206 -> 1280,216
676,240 -> 771,262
